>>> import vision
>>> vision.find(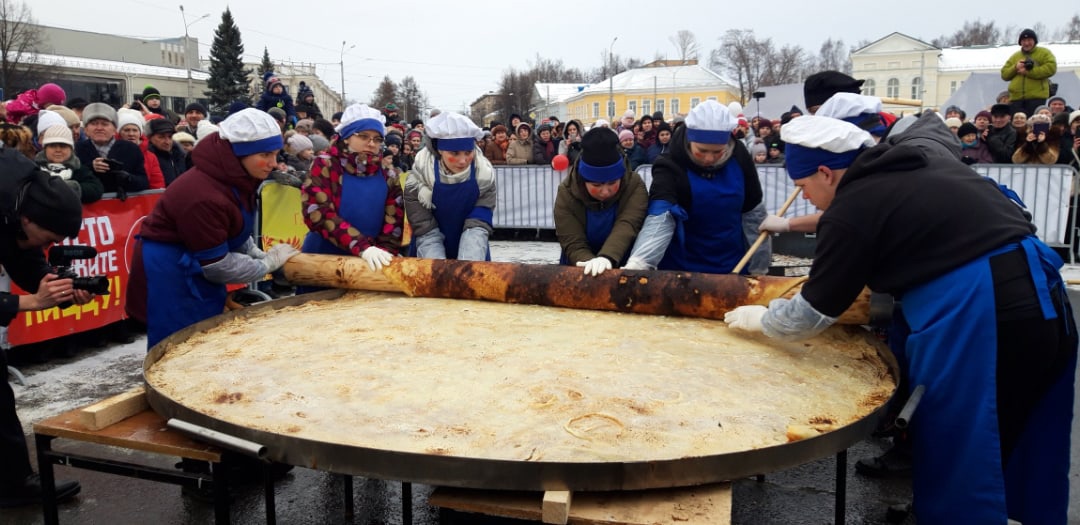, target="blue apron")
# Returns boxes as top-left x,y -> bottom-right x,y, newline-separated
301,168 -> 388,256
430,160 -> 490,260
559,204 -> 618,265
658,164 -> 745,273
142,190 -> 253,349
899,235 -> 1073,524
